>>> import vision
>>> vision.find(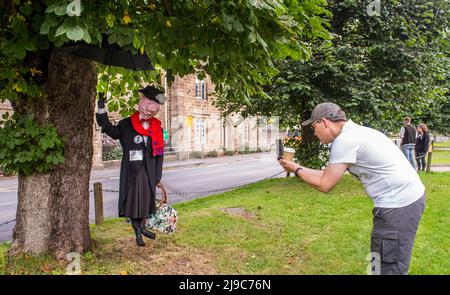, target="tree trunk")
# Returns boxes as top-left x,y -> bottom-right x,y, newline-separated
9,49 -> 97,259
